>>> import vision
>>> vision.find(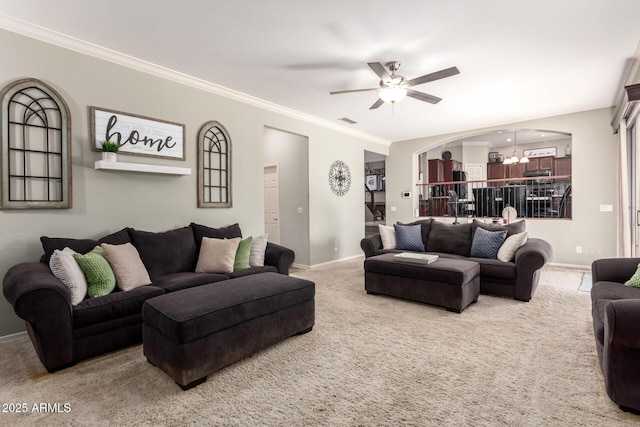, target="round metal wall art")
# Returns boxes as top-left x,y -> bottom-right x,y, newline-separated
328,160 -> 351,196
